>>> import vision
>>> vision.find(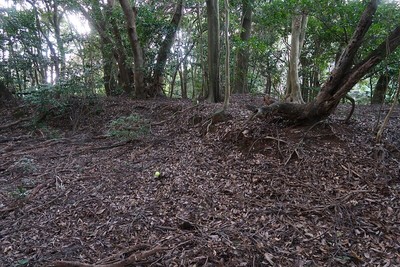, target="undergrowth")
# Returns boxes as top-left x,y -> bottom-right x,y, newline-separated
107,114 -> 149,140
